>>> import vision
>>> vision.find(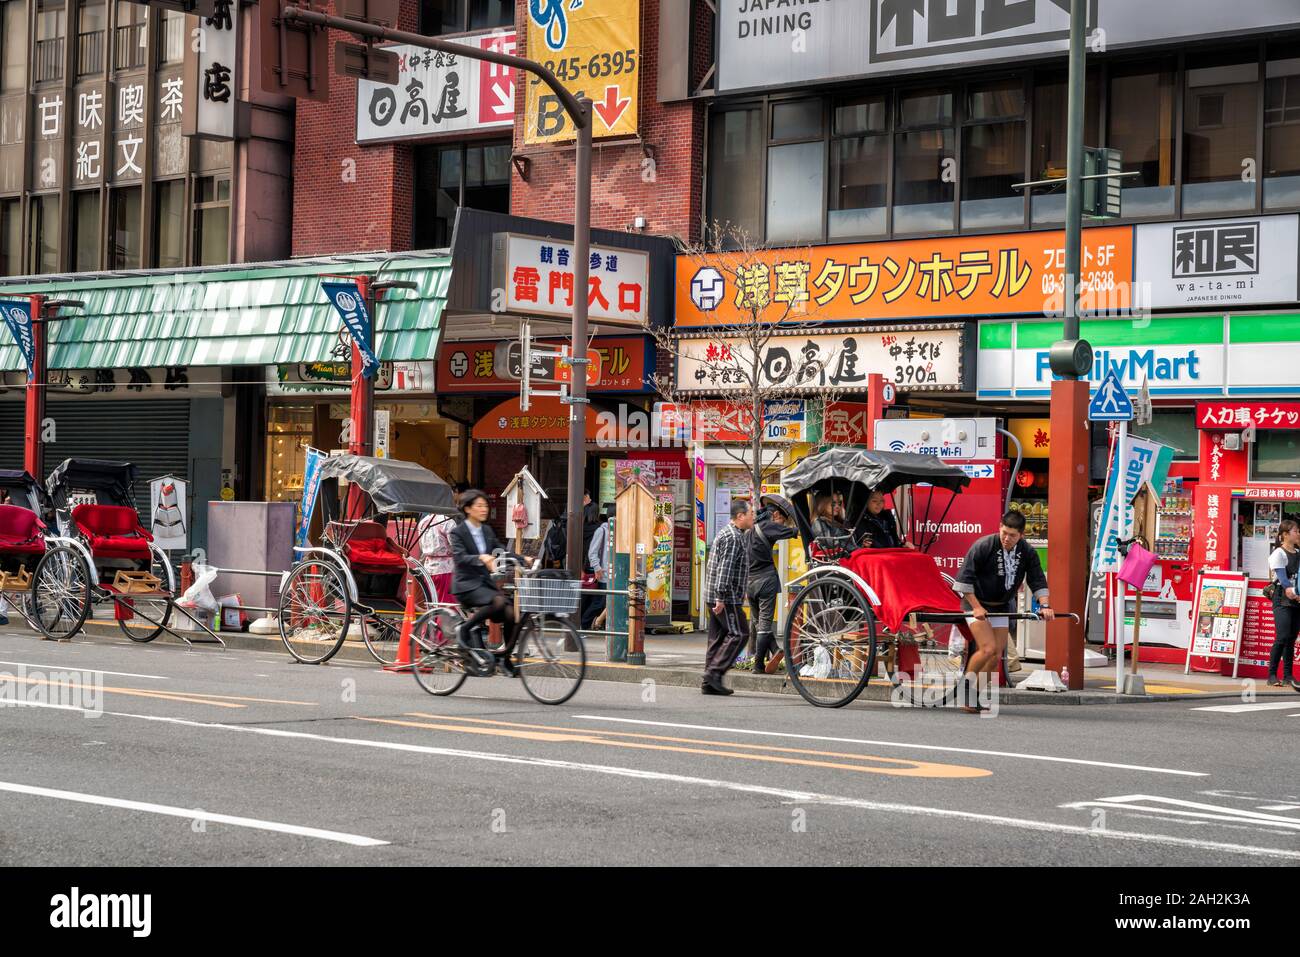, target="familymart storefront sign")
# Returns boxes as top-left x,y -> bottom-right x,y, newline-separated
977,313 -> 1300,400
